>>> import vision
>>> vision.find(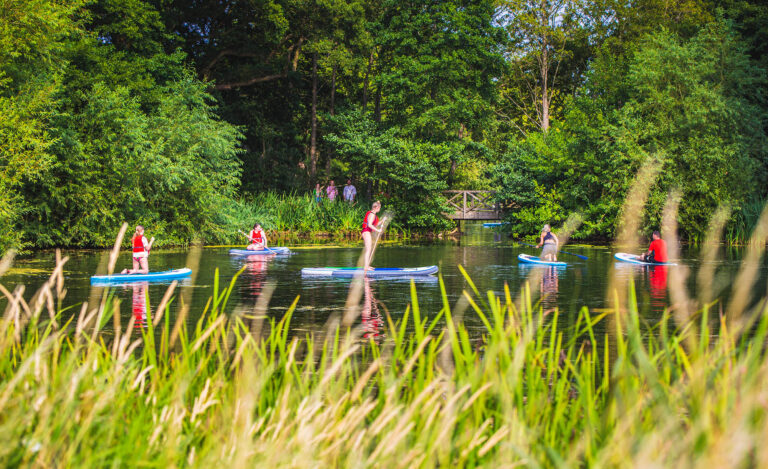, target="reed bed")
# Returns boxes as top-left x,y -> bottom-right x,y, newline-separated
2,247 -> 768,467
217,192 -> 407,242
